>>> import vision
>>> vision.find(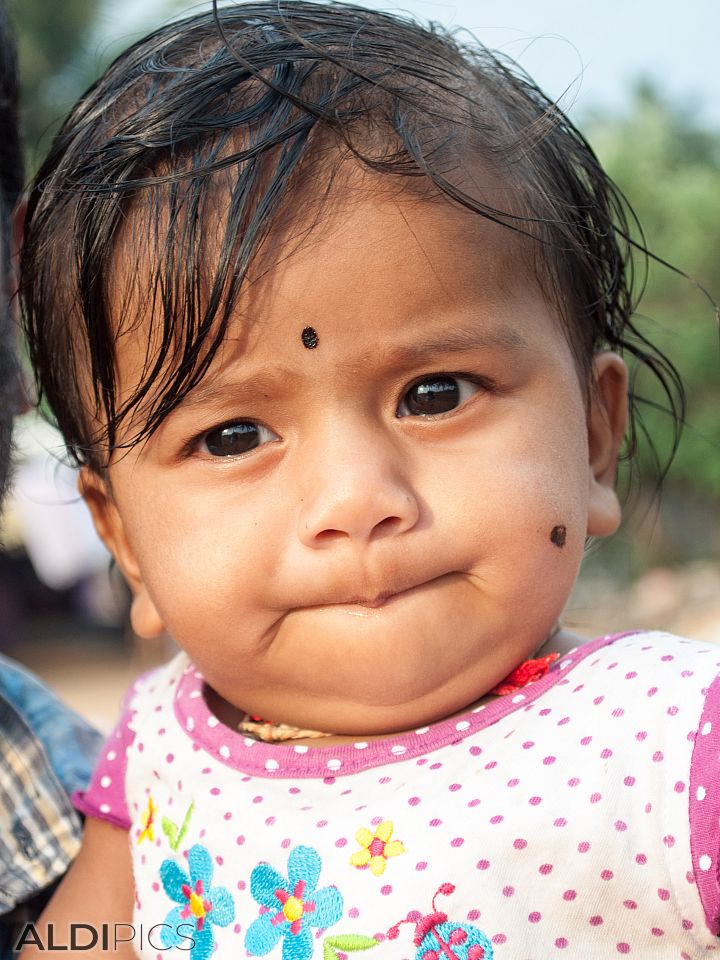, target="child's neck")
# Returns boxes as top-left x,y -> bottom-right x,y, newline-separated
204,627 -> 584,749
